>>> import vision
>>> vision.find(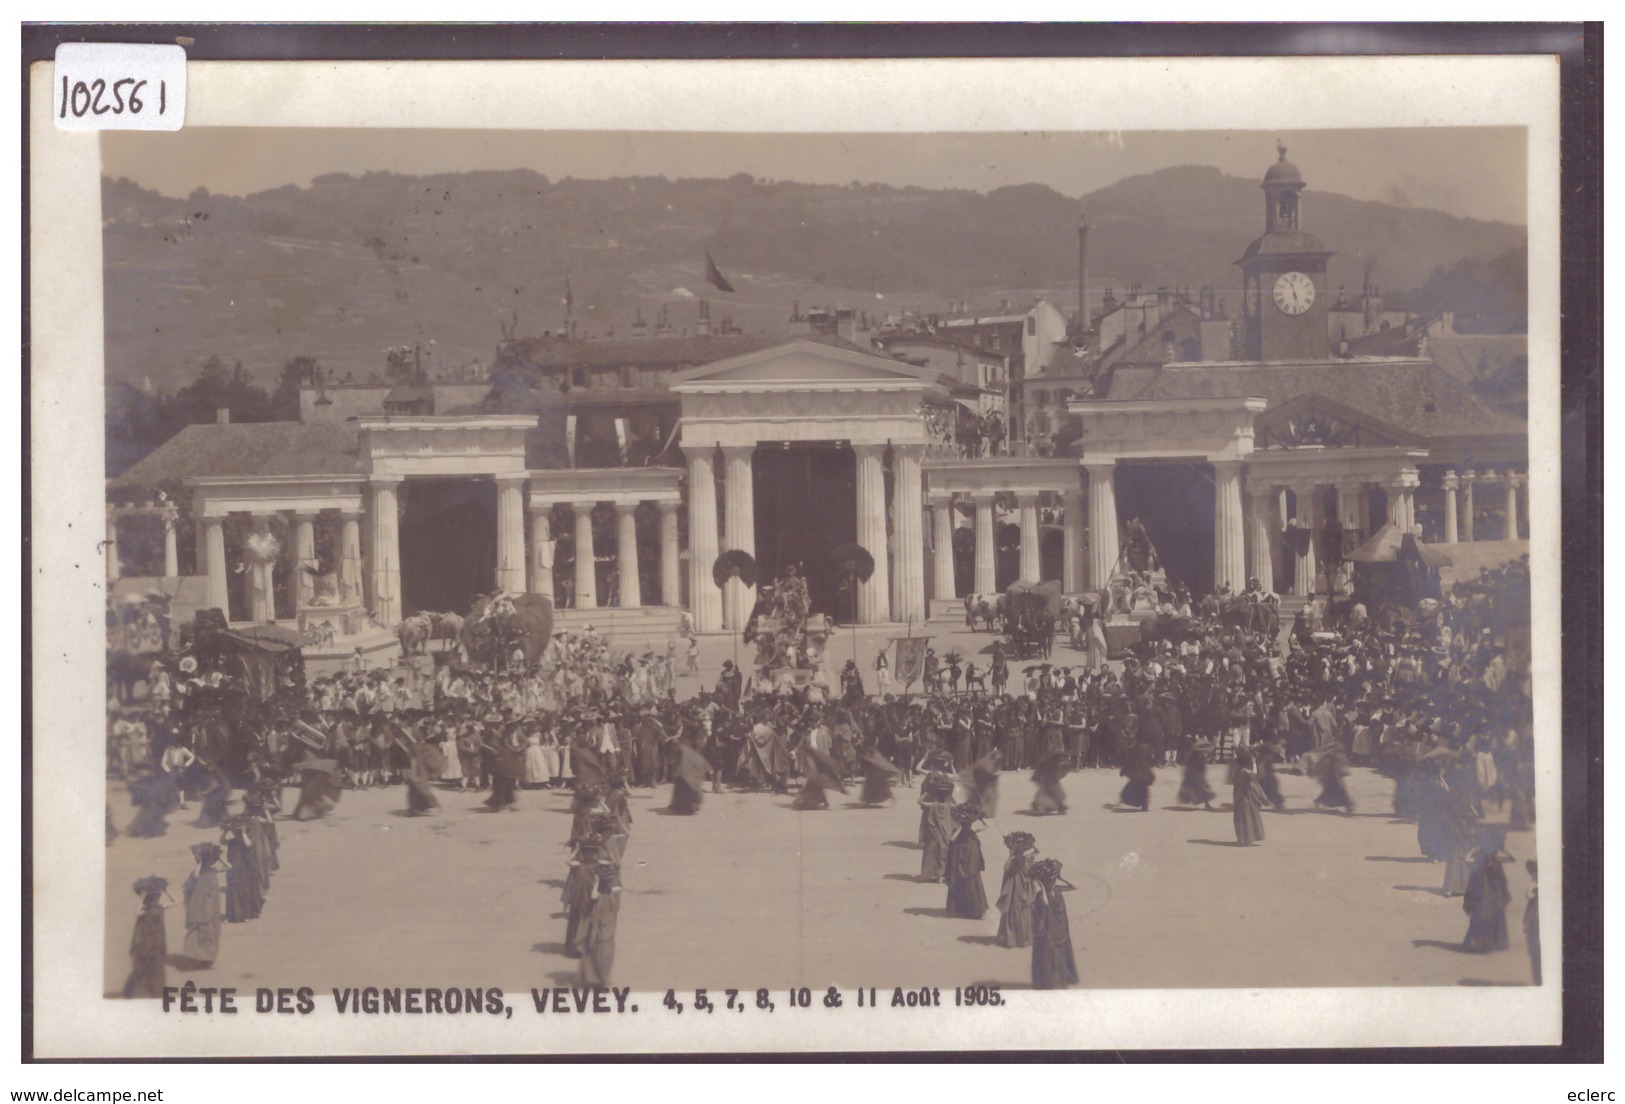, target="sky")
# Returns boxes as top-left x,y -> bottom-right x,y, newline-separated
102,126 -> 1528,225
